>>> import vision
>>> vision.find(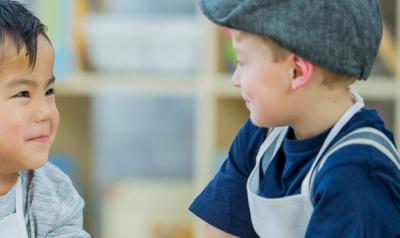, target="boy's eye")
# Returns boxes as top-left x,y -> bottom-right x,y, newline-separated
14,91 -> 30,98
46,88 -> 56,96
